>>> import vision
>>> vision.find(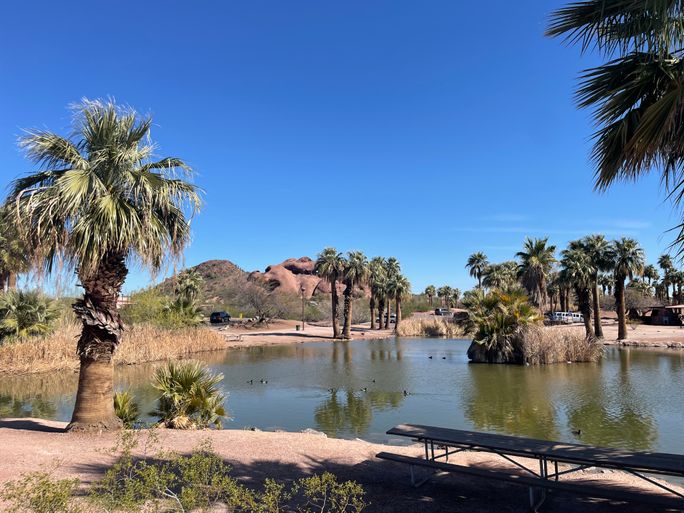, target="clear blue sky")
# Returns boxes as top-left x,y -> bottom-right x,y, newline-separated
0,0 -> 677,294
